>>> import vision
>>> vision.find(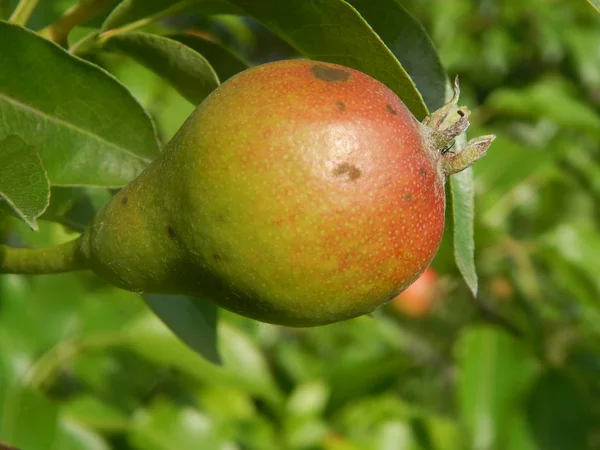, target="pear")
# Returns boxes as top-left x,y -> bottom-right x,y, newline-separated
78,60 -> 493,326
